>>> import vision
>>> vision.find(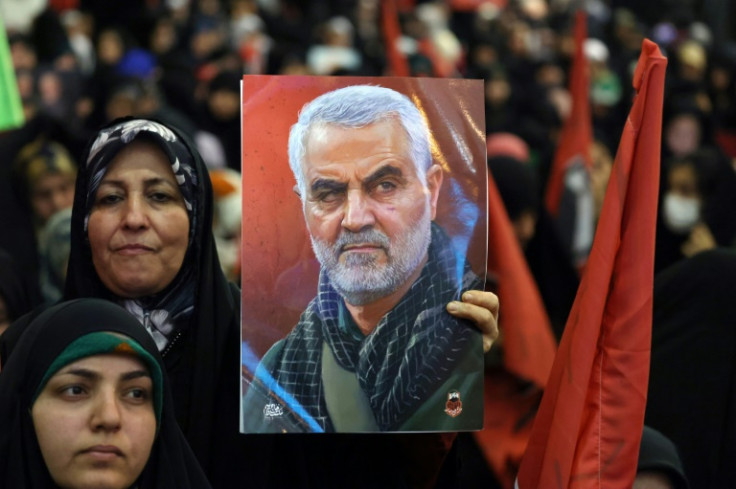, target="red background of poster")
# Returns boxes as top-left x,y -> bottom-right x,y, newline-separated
241,75 -> 487,358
